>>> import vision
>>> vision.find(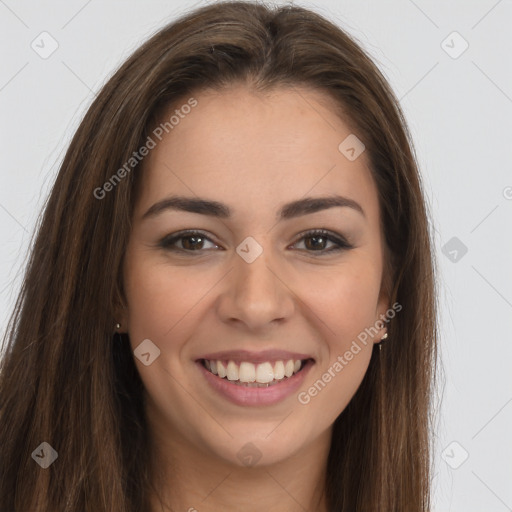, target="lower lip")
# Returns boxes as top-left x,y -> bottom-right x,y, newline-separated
196,359 -> 314,406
